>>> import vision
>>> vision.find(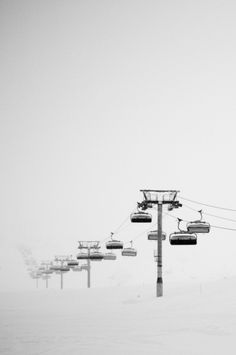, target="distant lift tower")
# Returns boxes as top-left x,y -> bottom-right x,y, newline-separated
54,255 -> 71,290
77,241 -> 103,288
139,190 -> 182,297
